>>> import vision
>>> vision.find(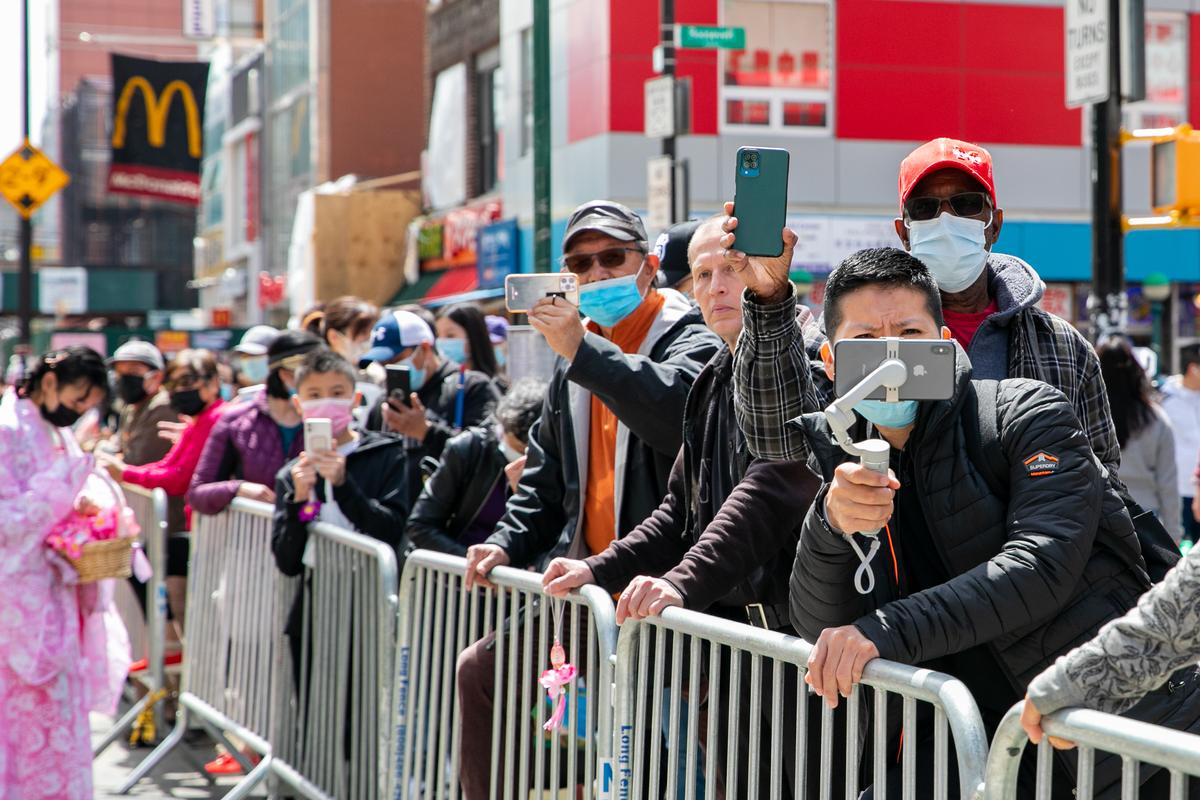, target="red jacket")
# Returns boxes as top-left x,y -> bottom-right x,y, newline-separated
123,399 -> 226,524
